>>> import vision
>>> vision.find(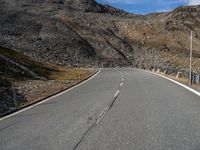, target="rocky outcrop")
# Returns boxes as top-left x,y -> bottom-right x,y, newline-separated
0,78 -> 26,115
